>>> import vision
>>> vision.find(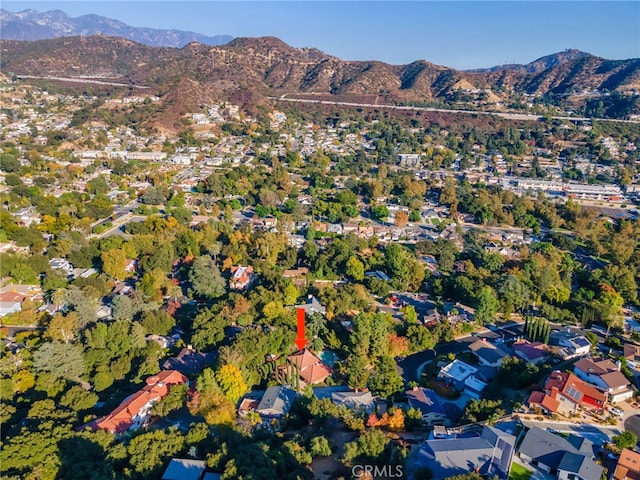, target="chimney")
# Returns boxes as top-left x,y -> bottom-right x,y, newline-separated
551,387 -> 559,399
187,344 -> 193,351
